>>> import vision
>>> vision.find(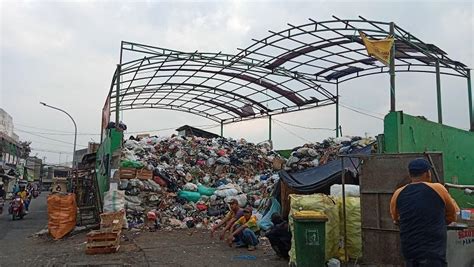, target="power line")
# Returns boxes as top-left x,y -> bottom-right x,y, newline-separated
15,129 -> 88,147
272,118 -> 334,131
273,120 -> 313,143
339,104 -> 384,120
16,122 -> 220,136
15,123 -> 97,135
24,139 -> 78,149
31,148 -> 73,155
340,102 -> 386,117
15,127 -> 100,136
